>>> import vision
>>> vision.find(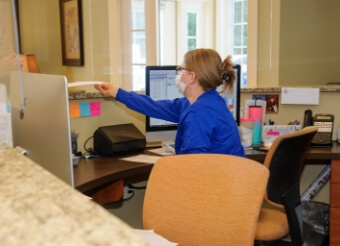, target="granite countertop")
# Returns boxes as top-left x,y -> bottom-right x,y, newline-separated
241,86 -> 340,93
0,141 -> 148,246
68,86 -> 340,100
